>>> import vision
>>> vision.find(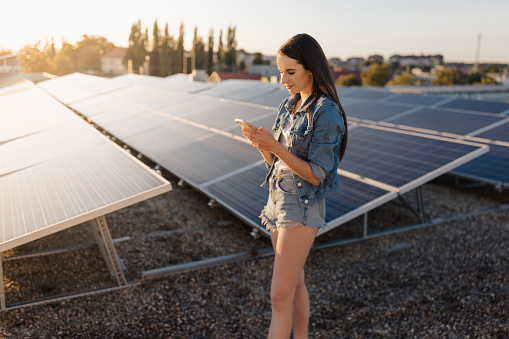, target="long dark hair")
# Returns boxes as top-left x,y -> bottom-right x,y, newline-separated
278,33 -> 348,160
